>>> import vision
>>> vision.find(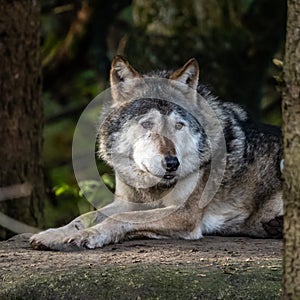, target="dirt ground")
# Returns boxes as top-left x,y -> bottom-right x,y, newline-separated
0,234 -> 283,299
